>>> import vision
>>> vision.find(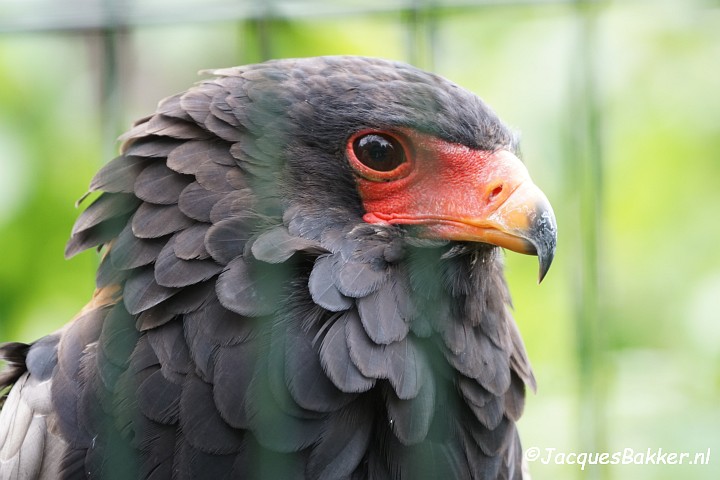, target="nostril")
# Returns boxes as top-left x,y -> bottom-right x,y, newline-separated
489,185 -> 503,202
